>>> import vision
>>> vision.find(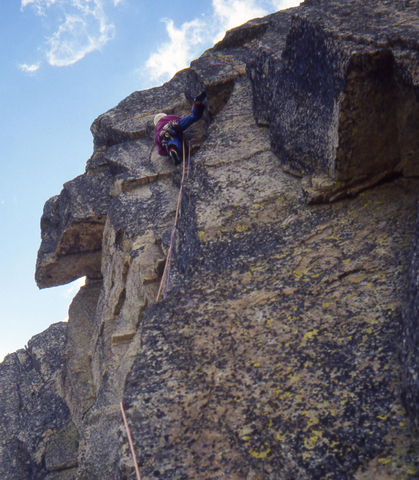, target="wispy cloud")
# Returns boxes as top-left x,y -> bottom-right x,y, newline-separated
271,0 -> 301,9
212,0 -> 269,42
21,0 -> 57,16
18,62 -> 41,74
146,18 -> 205,82
19,0 -> 300,77
144,0 -> 300,83
46,4 -> 115,67
20,0 -> 115,68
